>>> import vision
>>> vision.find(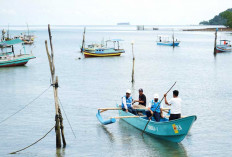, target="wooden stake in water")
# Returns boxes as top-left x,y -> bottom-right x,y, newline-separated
131,41 -> 135,83
172,31 -> 175,48
45,24 -> 66,148
214,28 -> 218,54
81,27 -> 86,53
